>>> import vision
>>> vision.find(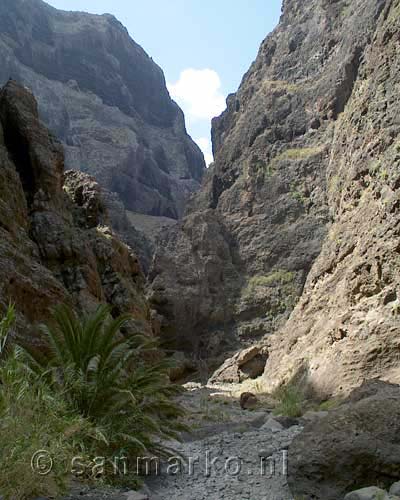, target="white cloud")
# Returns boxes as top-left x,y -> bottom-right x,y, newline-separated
196,137 -> 214,166
168,68 -> 226,122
